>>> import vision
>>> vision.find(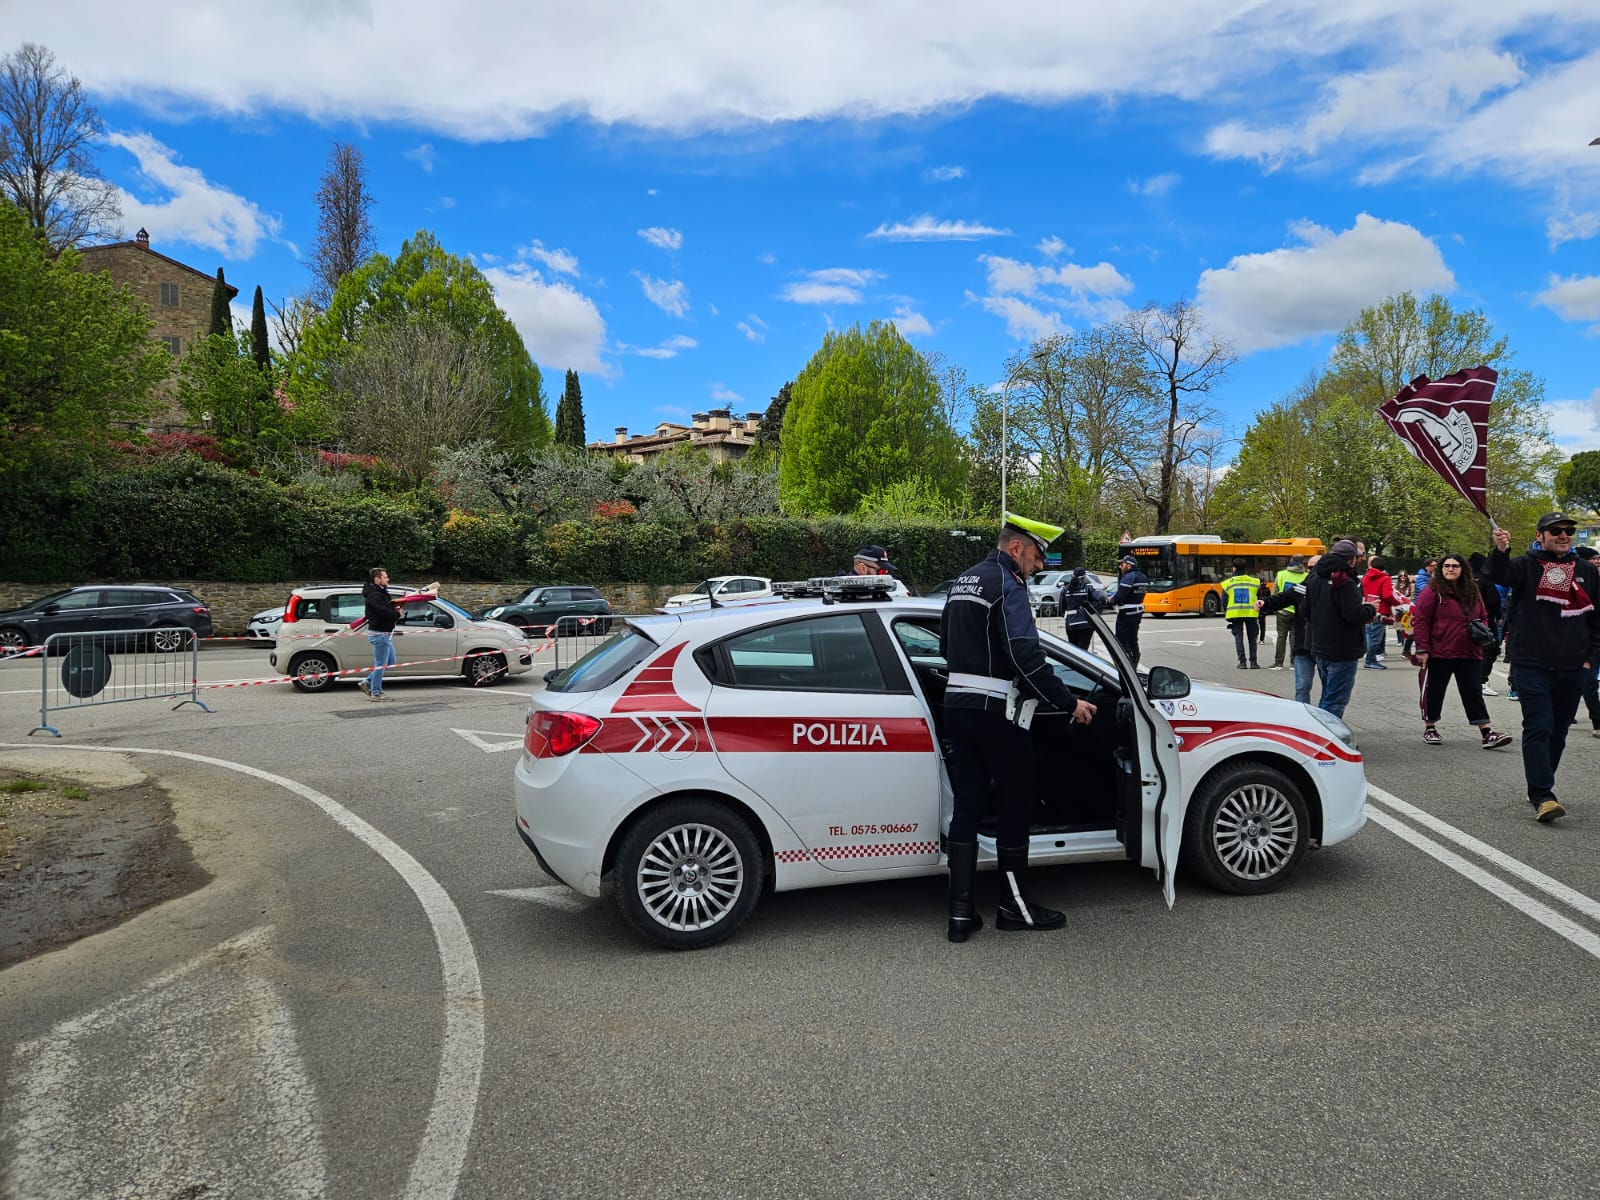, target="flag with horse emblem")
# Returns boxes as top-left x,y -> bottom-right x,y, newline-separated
1377,365 -> 1496,517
